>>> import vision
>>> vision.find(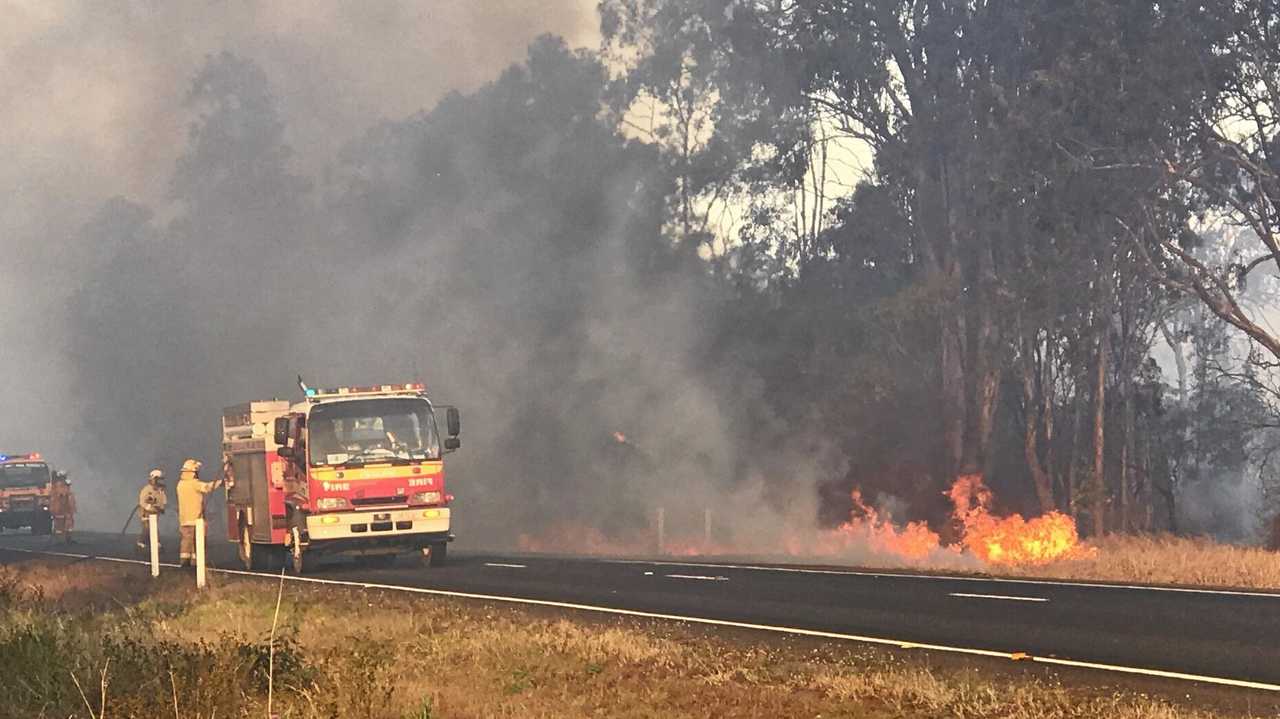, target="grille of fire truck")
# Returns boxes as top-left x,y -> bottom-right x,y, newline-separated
347,520 -> 415,533
9,497 -> 35,511
351,496 -> 407,507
